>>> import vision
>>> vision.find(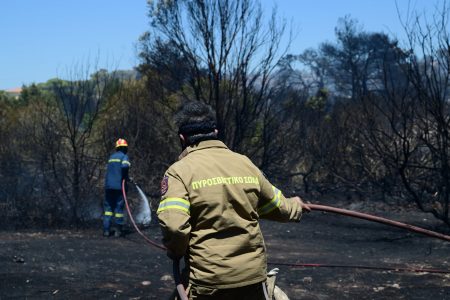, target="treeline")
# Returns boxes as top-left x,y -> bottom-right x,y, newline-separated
1,0 -> 449,228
